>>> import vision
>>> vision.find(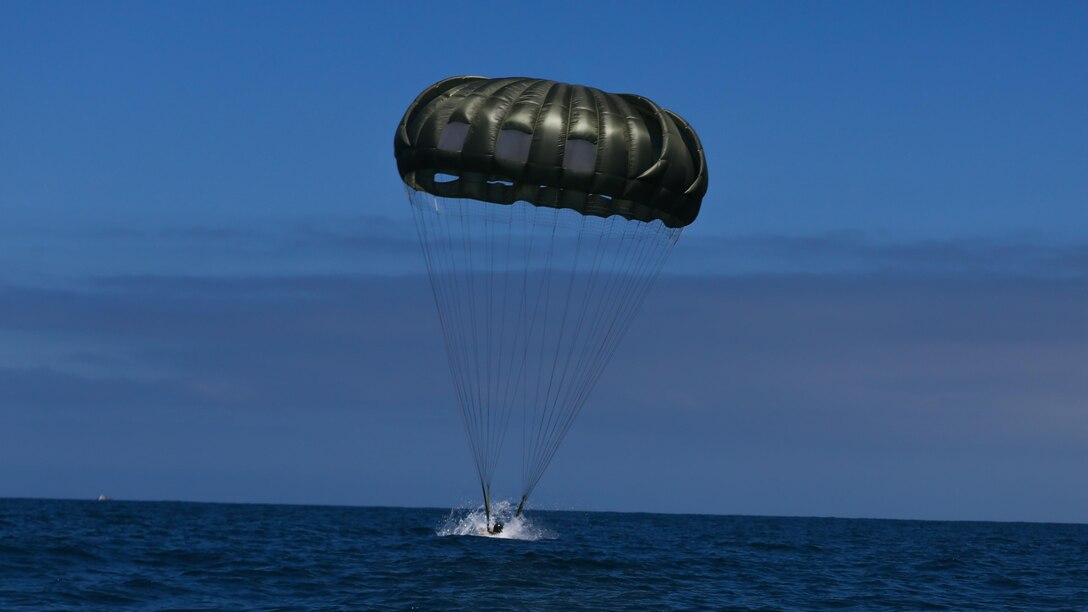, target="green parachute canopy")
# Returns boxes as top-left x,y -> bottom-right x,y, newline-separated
395,76 -> 707,228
